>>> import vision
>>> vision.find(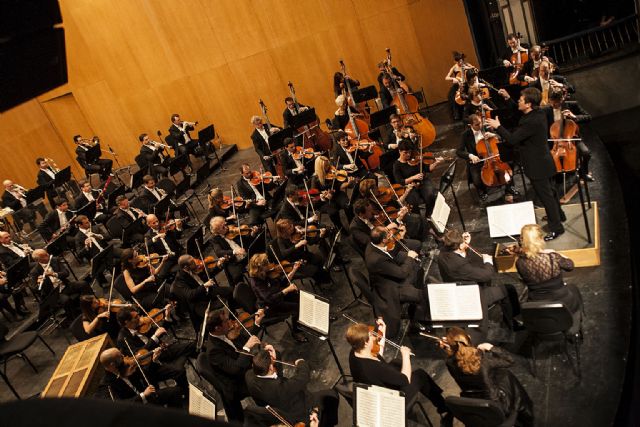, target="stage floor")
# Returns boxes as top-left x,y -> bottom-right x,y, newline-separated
0,106 -> 633,427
